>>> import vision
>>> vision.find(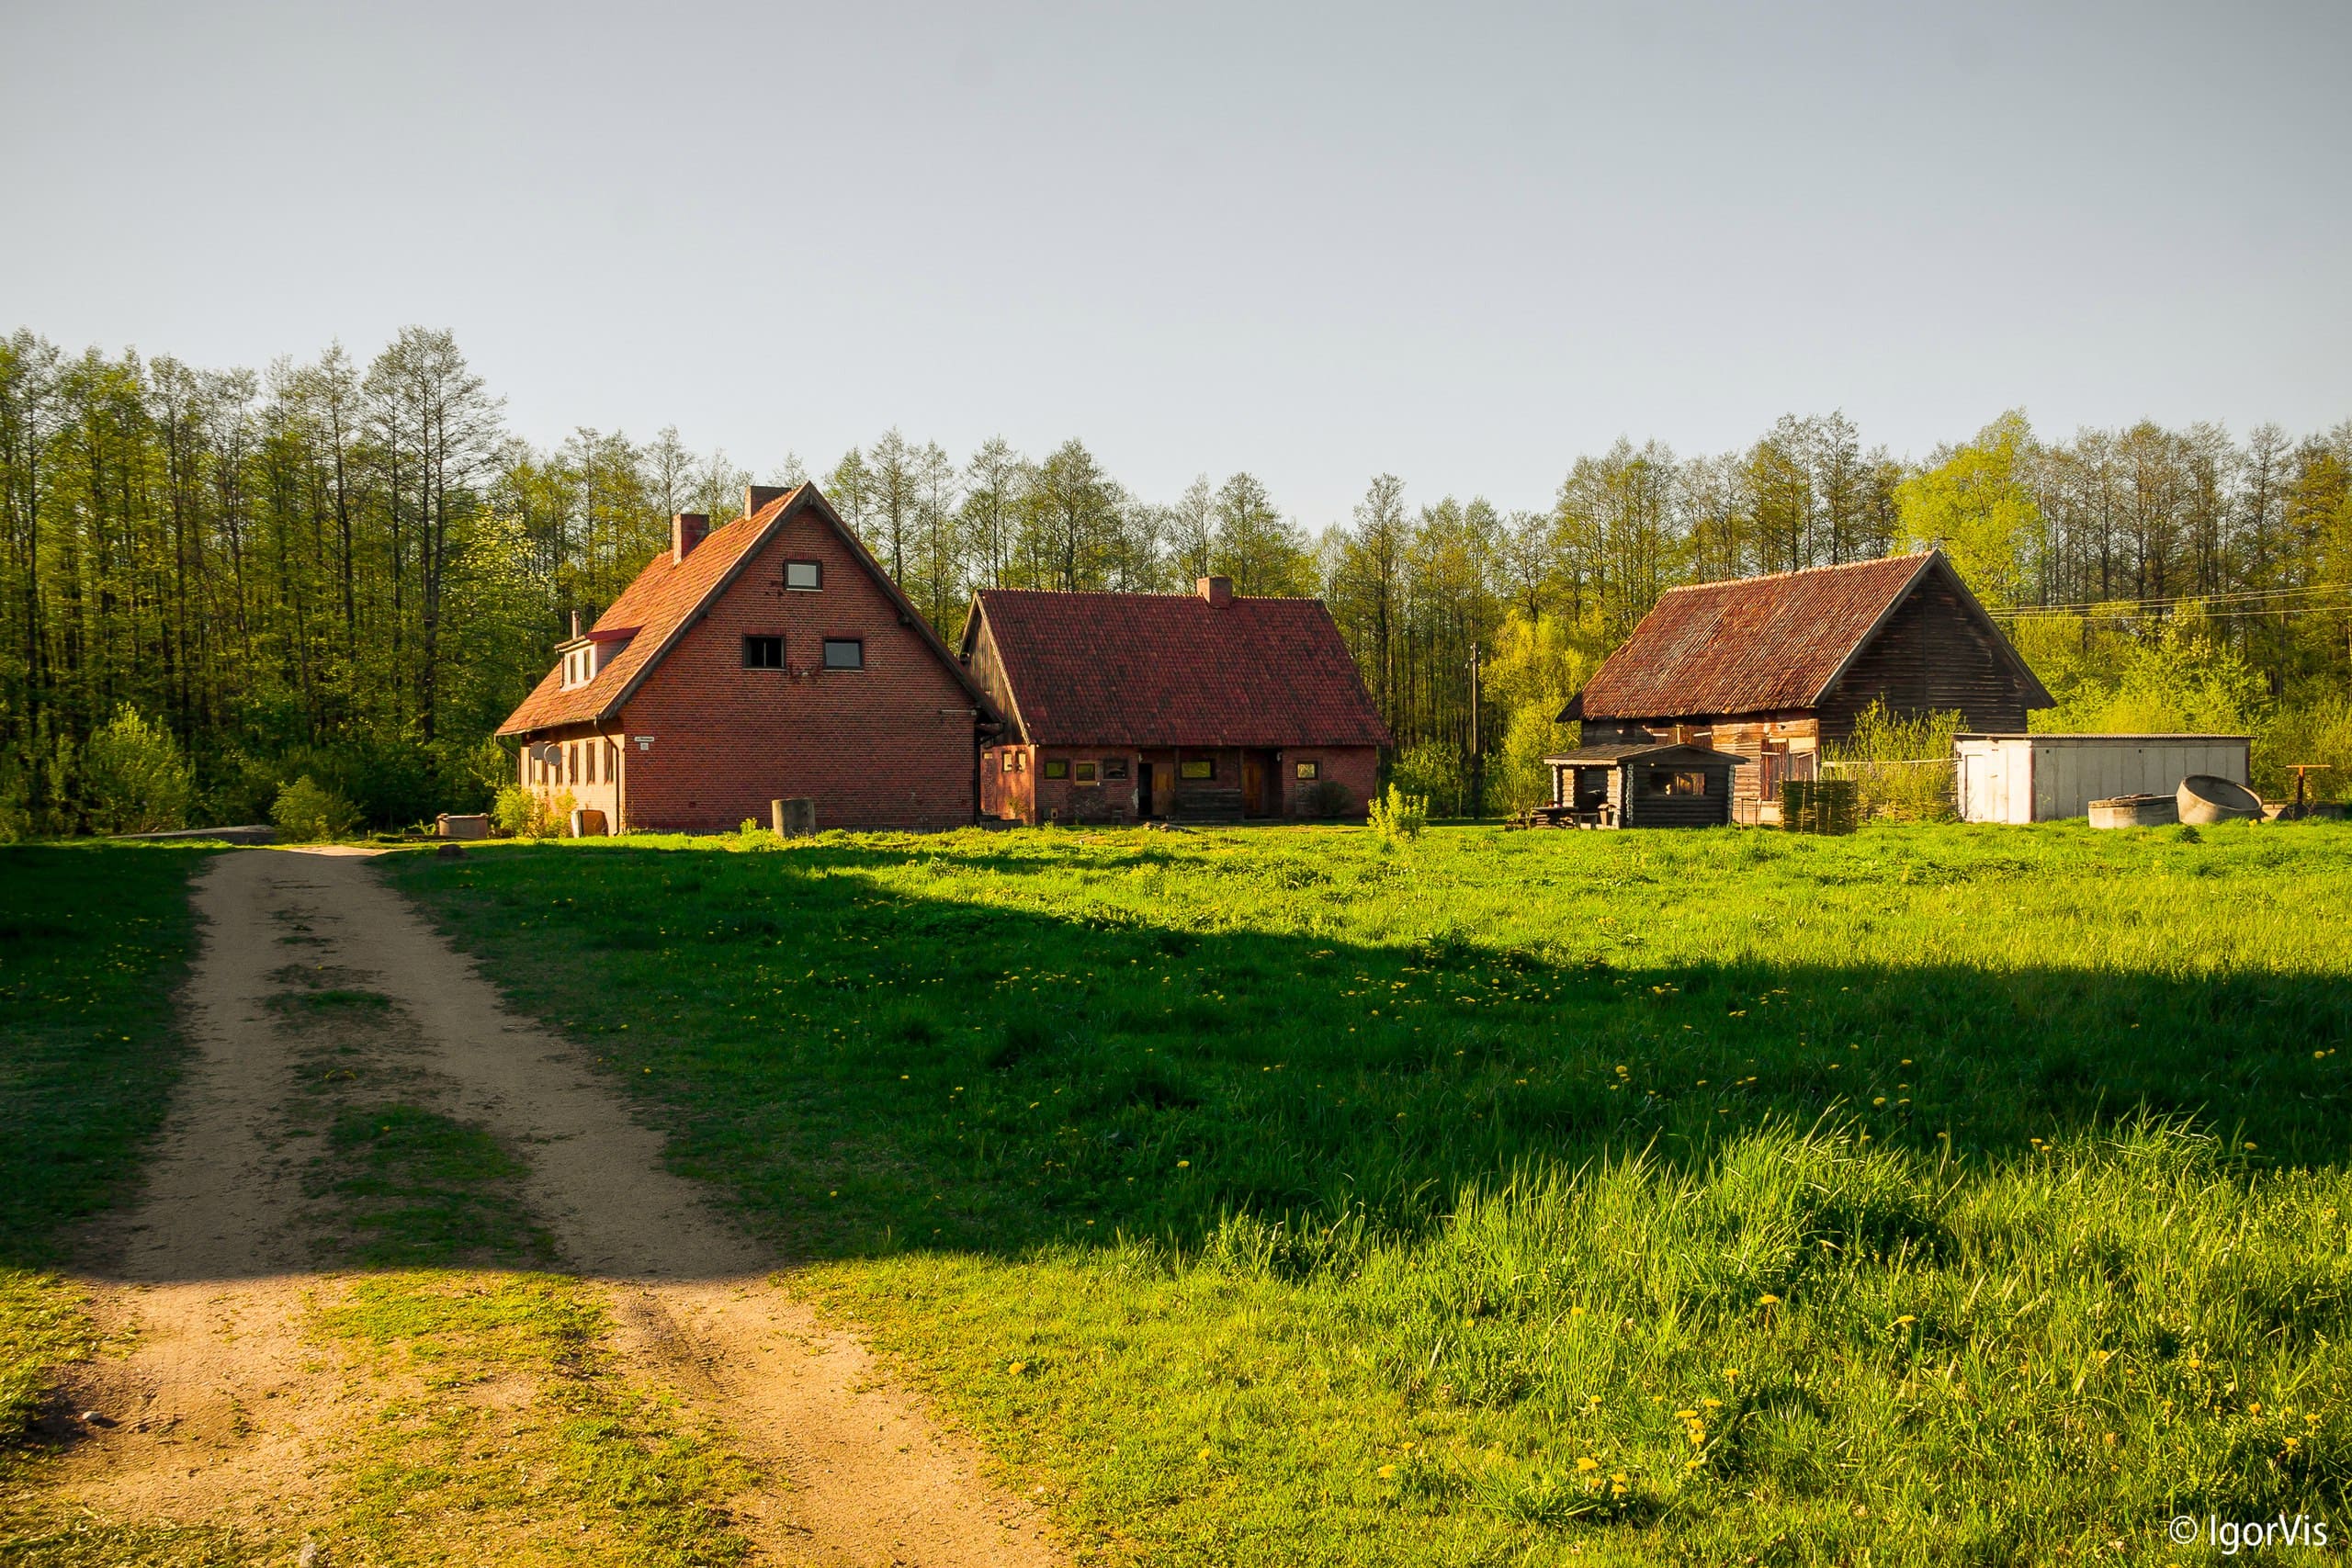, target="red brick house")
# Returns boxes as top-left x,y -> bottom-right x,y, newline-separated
499,484 -> 997,832
960,577 -> 1390,825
